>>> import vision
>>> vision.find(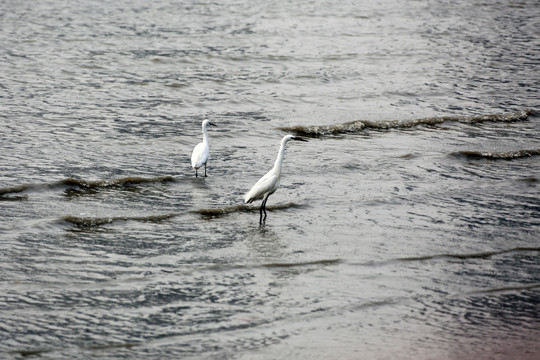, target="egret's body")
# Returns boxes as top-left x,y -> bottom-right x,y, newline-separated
191,120 -> 217,177
244,134 -> 307,223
